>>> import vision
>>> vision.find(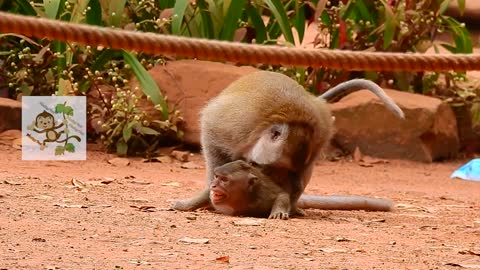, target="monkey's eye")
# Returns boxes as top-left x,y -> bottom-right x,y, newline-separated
270,129 -> 282,140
